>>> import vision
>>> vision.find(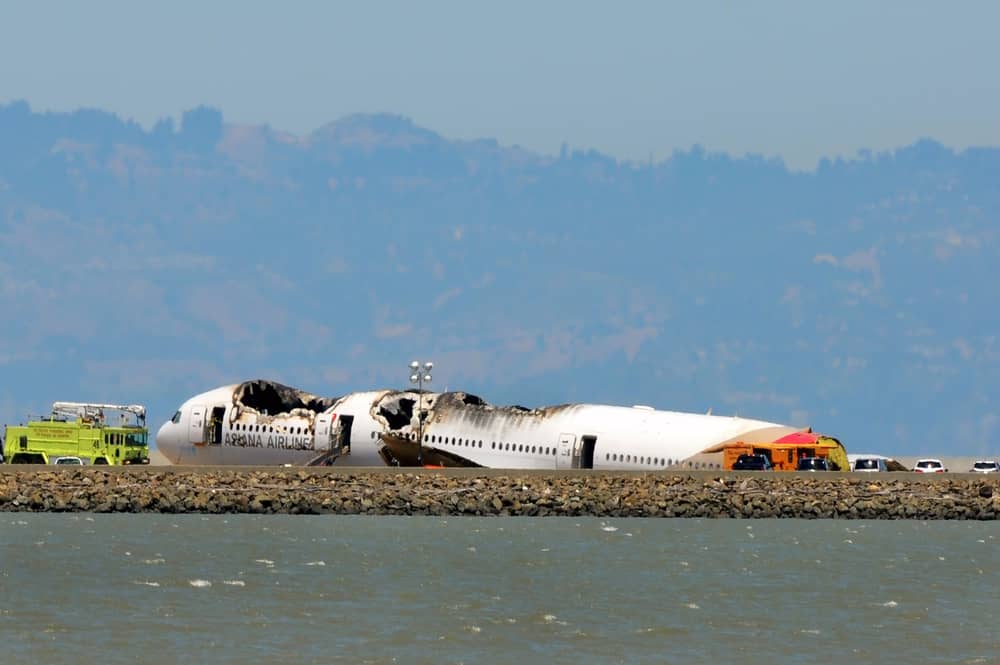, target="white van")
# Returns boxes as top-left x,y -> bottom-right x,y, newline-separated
853,457 -> 887,472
